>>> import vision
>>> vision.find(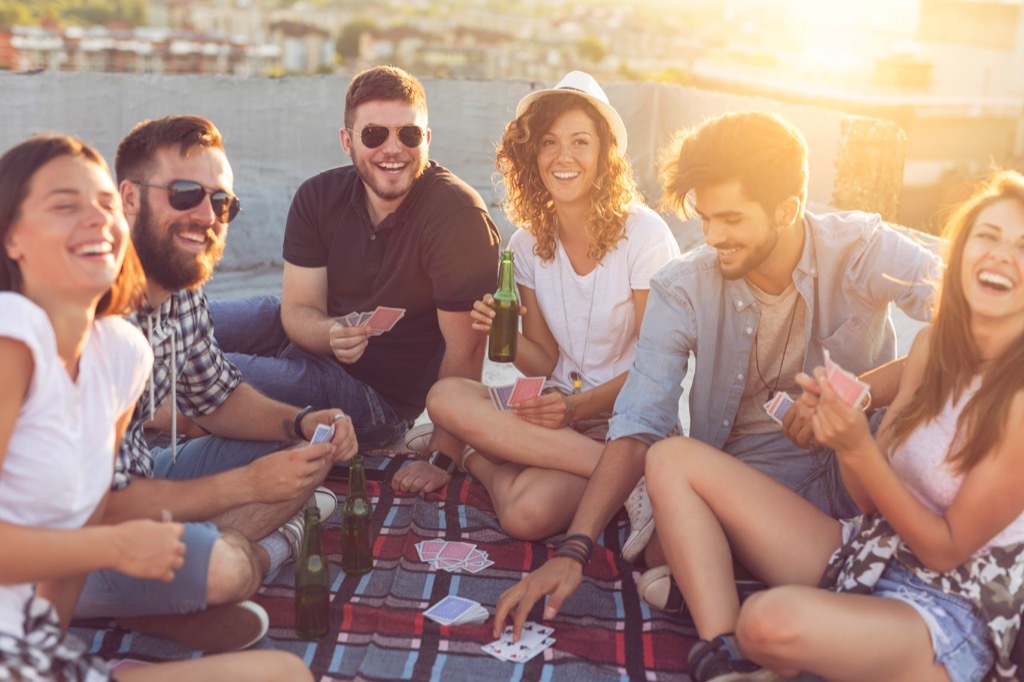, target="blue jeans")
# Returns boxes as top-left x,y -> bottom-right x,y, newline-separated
209,295 -> 413,449
75,436 -> 286,618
